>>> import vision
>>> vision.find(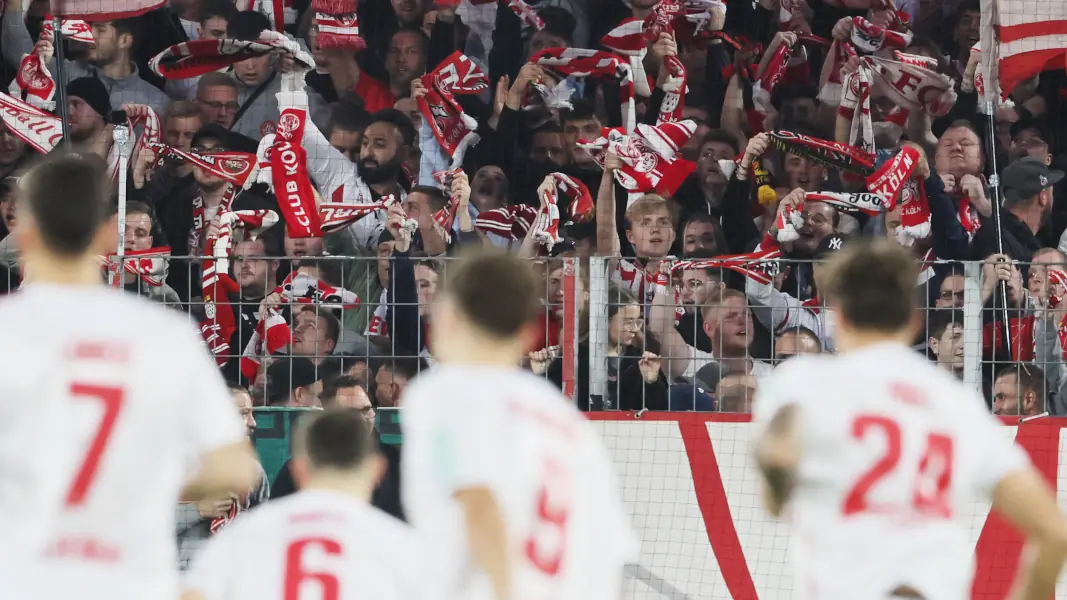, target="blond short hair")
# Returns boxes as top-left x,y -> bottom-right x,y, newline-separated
625,194 -> 676,229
